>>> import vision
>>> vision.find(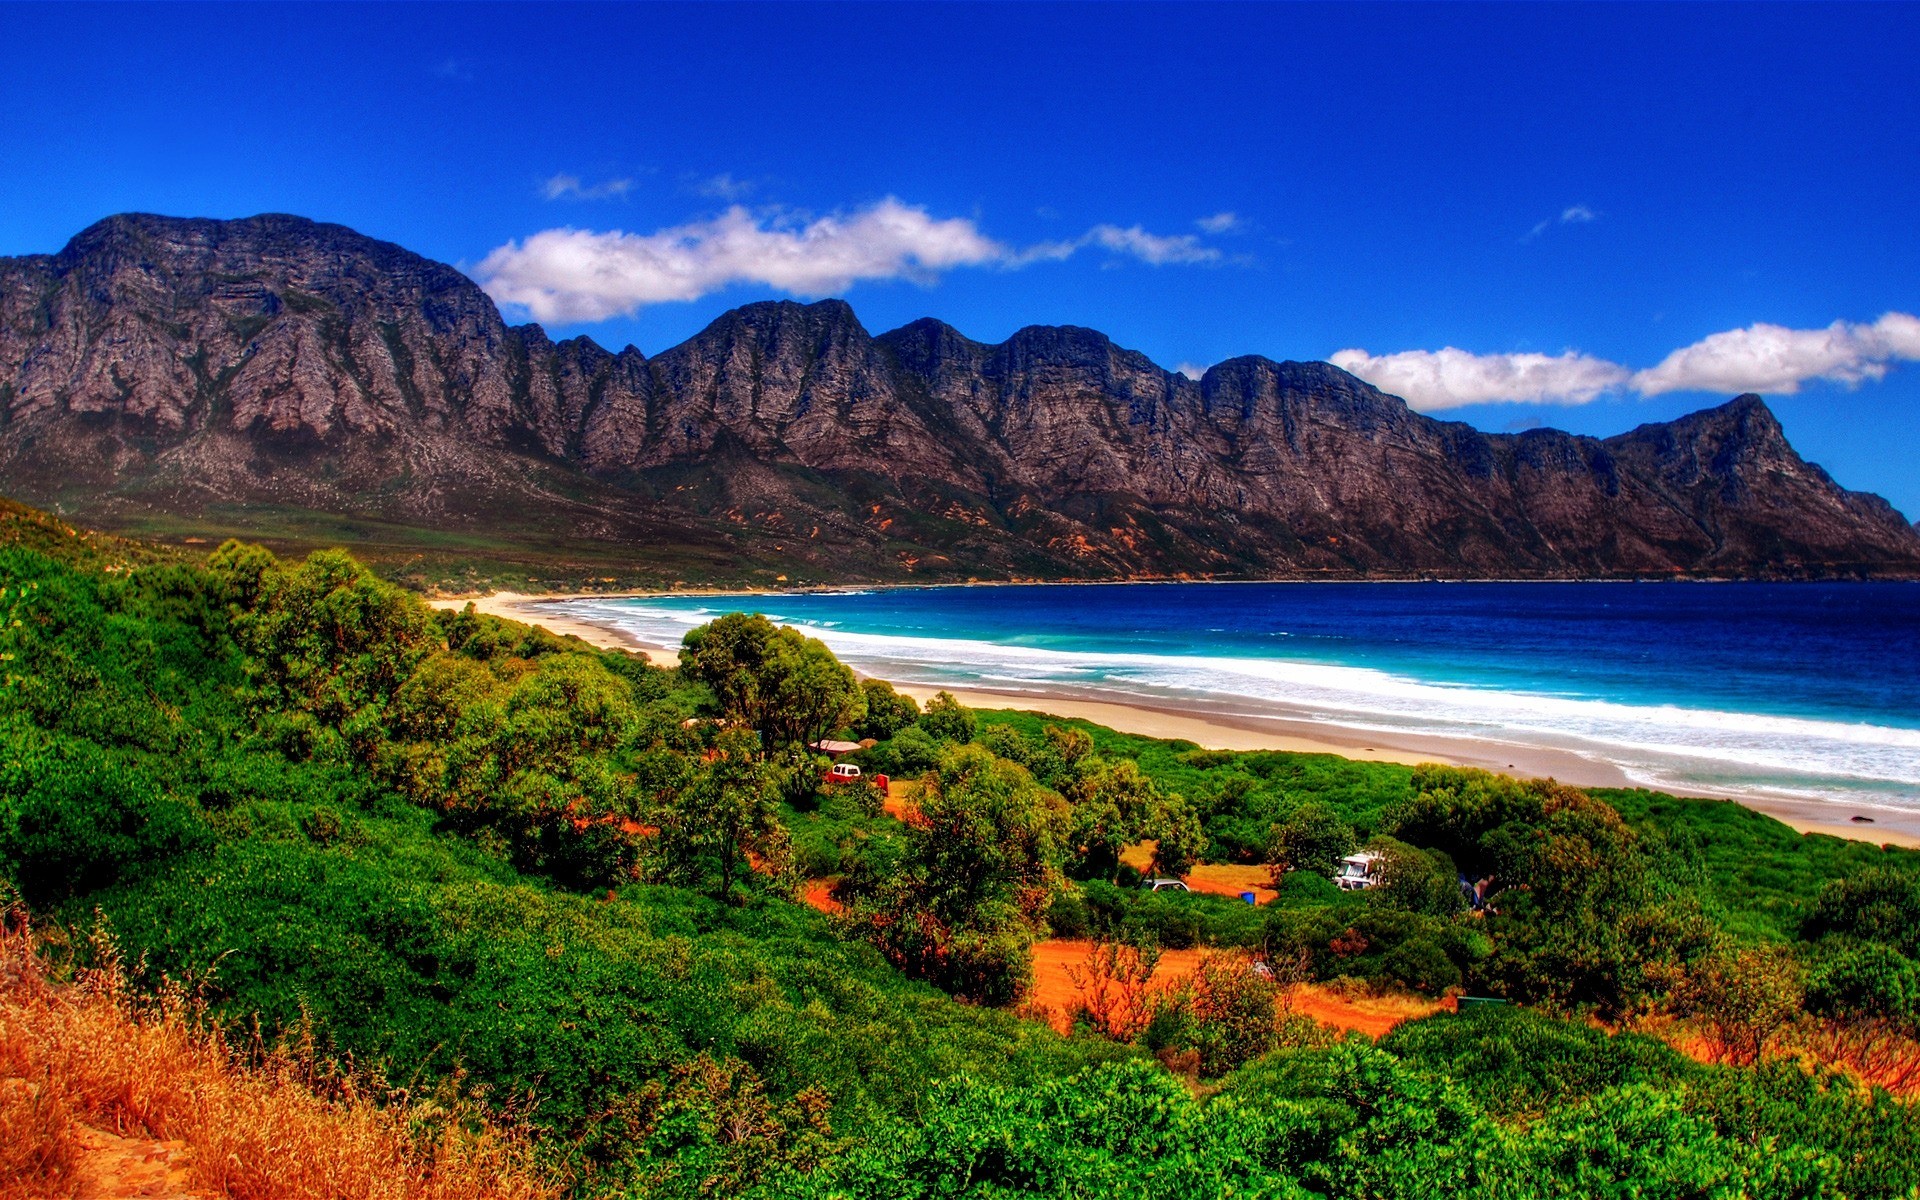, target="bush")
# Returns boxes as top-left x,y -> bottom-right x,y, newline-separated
856,679 -> 919,741
0,730 -> 210,903
860,724 -> 942,778
1806,868 -> 1920,957
917,691 -> 976,745
1380,1004 -> 1694,1117
1266,802 -> 1355,878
